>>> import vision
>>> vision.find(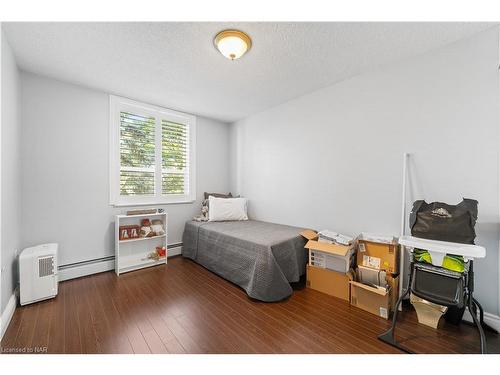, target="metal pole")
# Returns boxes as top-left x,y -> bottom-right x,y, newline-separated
400,153 -> 409,237
399,153 -> 409,308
